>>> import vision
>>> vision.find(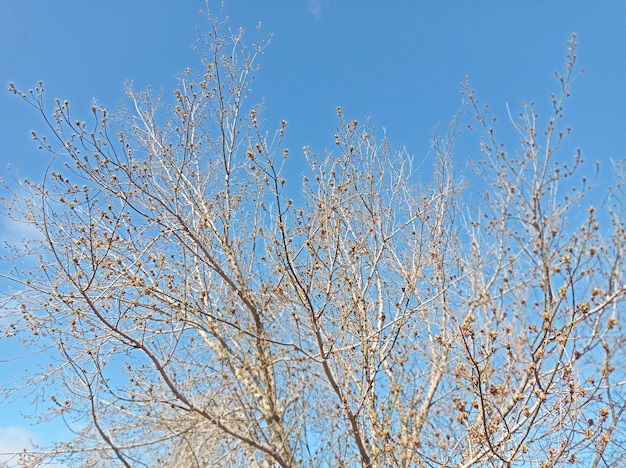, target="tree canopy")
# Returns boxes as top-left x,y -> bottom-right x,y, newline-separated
1,11 -> 625,468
